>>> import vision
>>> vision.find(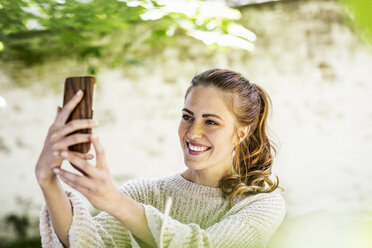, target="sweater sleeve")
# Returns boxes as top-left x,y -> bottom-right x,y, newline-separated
142,192 -> 286,248
39,190 -> 134,248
